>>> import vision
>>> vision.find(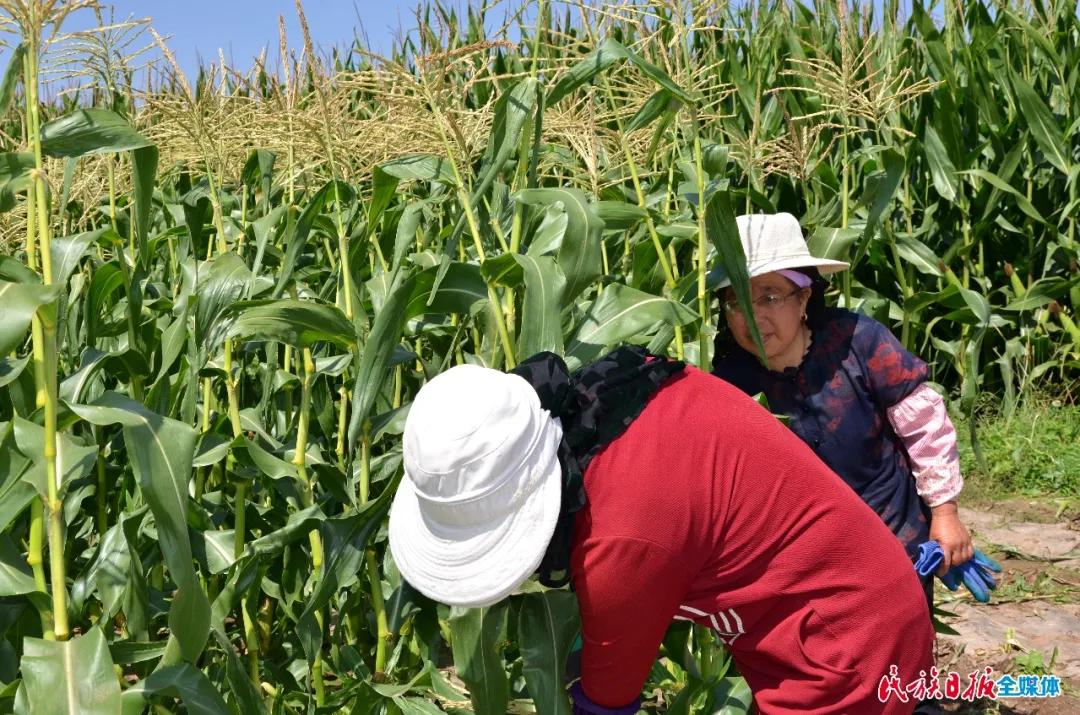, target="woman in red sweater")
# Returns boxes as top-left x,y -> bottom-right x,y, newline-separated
389,348 -> 933,714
